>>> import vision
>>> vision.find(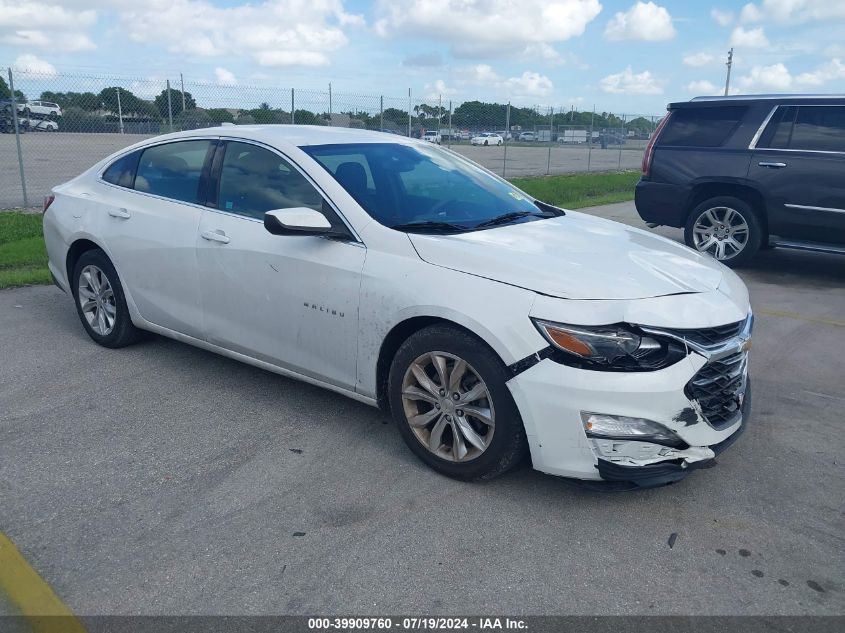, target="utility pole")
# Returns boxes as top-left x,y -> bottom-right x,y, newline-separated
116,87 -> 124,134
724,48 -> 734,96
328,82 -> 332,126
